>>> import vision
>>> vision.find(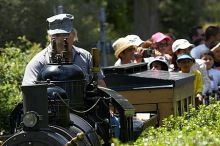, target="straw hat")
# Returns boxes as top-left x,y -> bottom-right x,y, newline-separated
112,37 -> 135,58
